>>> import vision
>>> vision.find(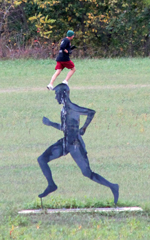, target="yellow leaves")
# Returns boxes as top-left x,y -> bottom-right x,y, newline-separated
14,1 -> 22,6
38,13 -> 42,18
103,19 -> 108,23
40,3 -> 45,8
88,14 -> 94,20
44,0 -> 60,5
52,0 -> 60,4
30,13 -> 55,33
29,13 -> 42,22
35,24 -> 41,29
49,19 -> 56,23
68,17 -> 72,21
44,31 -> 52,34
45,15 -> 49,22
29,16 -> 37,21
40,17 -> 45,23
48,25 -> 53,29
44,16 -> 56,23
91,28 -> 97,33
30,12 -> 55,39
